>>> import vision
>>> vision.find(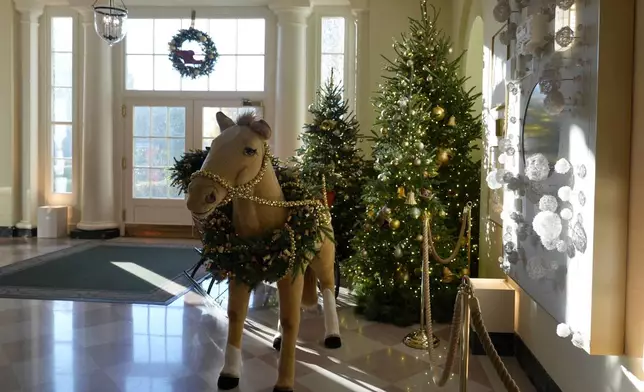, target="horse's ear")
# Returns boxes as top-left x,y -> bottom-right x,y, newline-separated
216,112 -> 235,131
250,119 -> 272,140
